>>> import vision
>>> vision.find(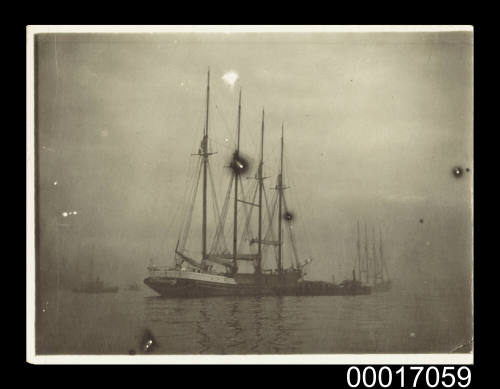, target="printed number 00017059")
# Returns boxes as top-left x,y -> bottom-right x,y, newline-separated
347,366 -> 471,388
